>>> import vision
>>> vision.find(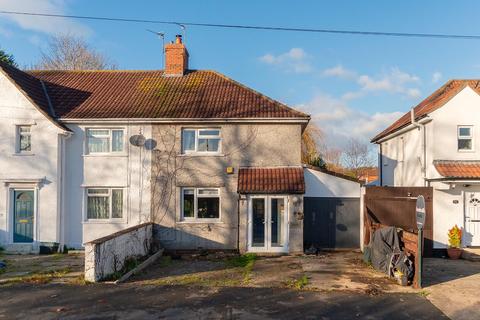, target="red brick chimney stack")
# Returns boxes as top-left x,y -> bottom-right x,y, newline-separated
164,35 -> 189,76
